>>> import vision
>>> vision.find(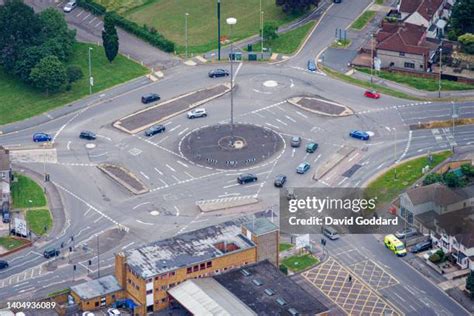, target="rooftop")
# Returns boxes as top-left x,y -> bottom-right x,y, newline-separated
376,22 -> 431,56
70,275 -> 122,300
124,217 -> 260,279
242,217 -> 278,236
214,260 -> 329,316
0,147 -> 10,171
404,183 -> 470,207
